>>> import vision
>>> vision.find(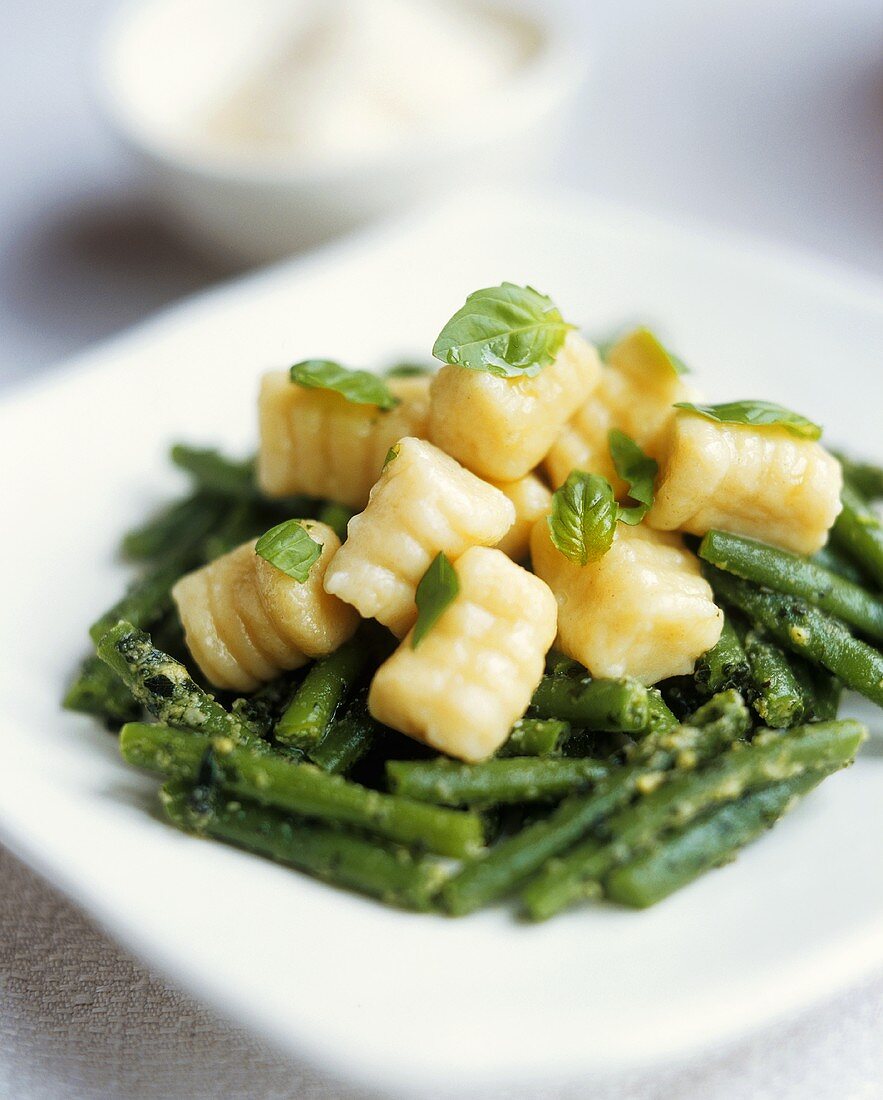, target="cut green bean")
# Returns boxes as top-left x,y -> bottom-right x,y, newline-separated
812,545 -> 871,587
521,719 -> 865,919
742,630 -> 808,727
63,654 -> 142,726
98,621 -> 257,745
498,718 -> 569,758
643,689 -> 679,736
120,722 -> 484,858
170,444 -> 258,499
833,452 -> 883,501
310,710 -> 382,774
162,781 -> 444,910
317,501 -> 356,541
604,769 -> 829,908
275,639 -> 371,752
386,756 -> 609,808
121,493 -> 222,562
440,691 -> 749,915
694,614 -> 749,695
831,484 -> 883,588
704,565 -> 883,707
531,675 -> 650,732
700,529 -> 883,642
